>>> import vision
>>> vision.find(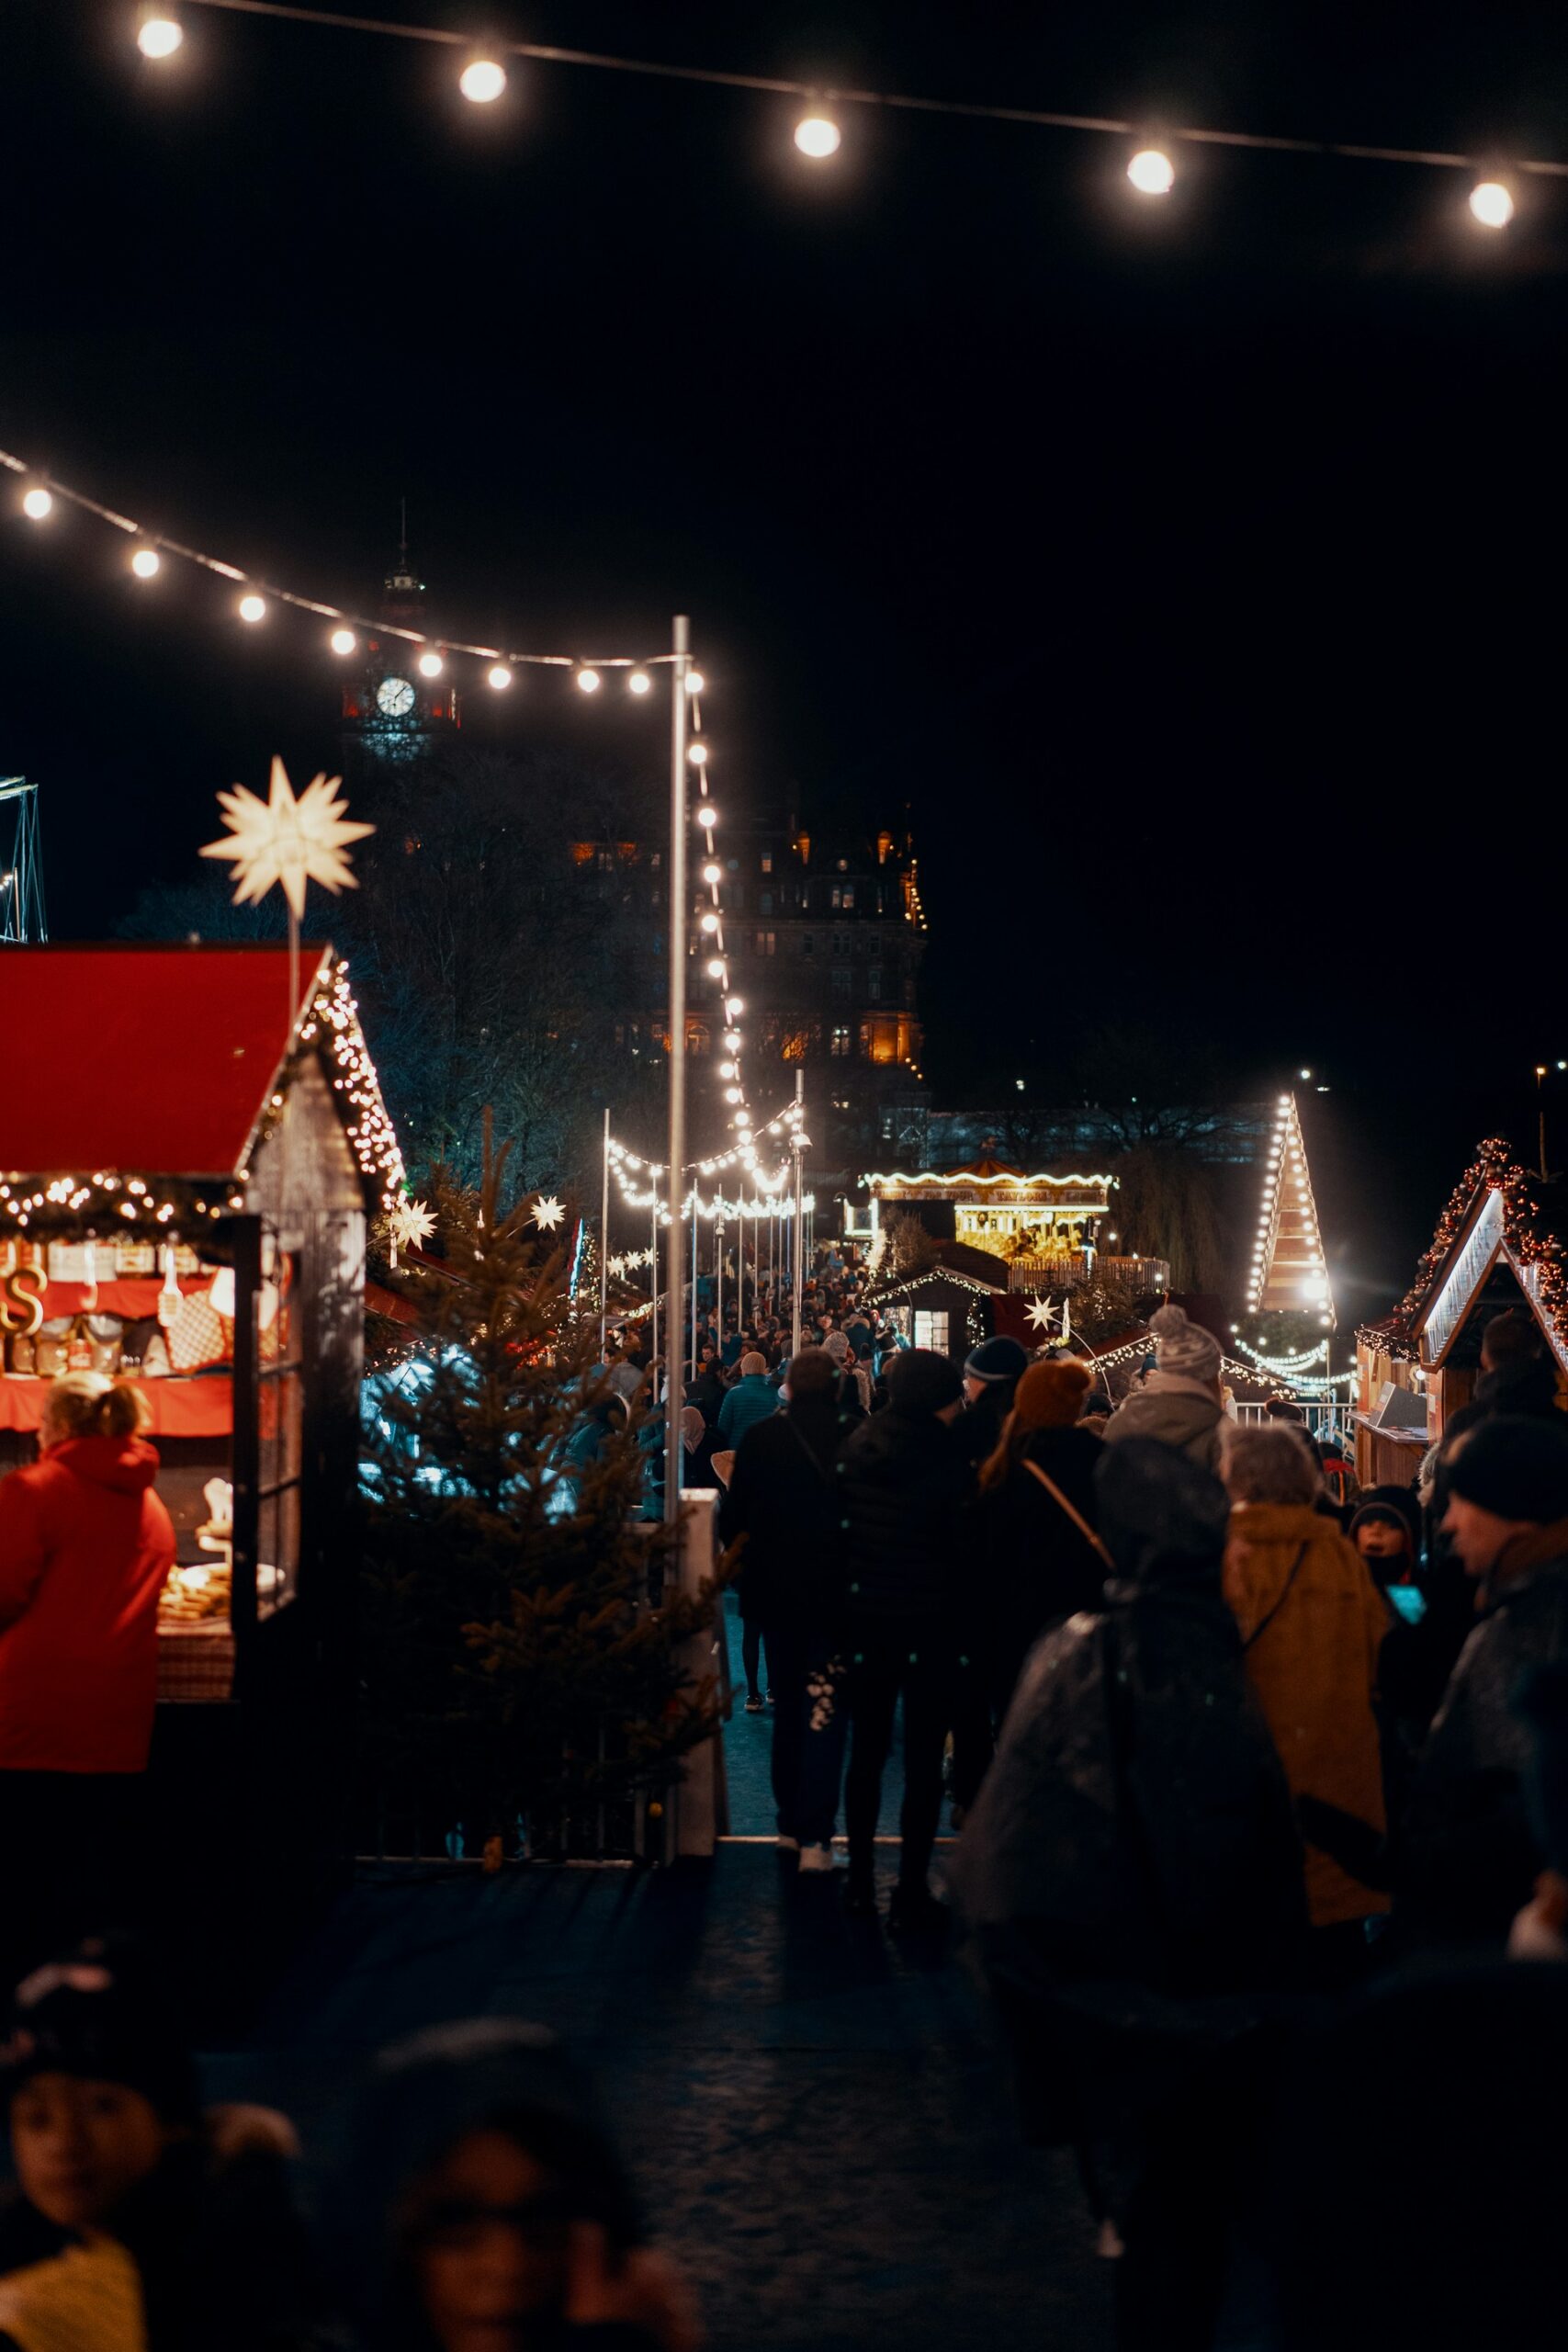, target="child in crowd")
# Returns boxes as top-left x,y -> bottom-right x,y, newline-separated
330,2018 -> 697,2352
0,1940 -> 310,2352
